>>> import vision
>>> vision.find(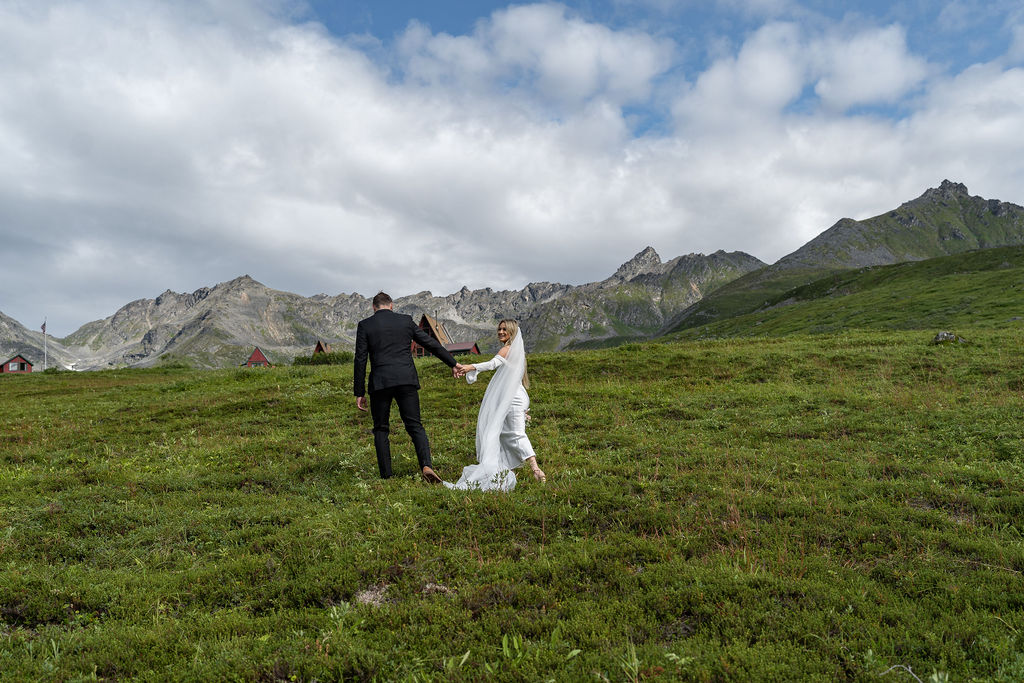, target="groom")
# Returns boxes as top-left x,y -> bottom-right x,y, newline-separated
354,291 -> 464,482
